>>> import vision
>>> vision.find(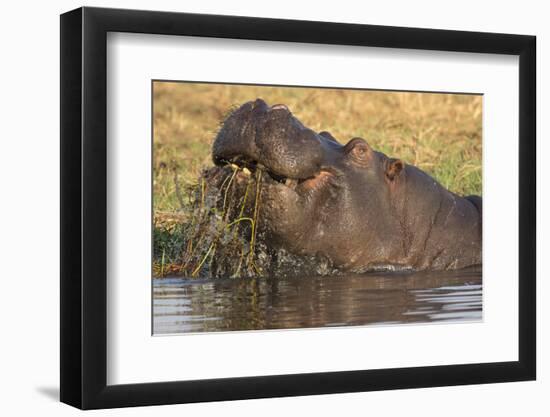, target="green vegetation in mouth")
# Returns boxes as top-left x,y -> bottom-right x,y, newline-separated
153,165 -> 266,279
152,83 -> 482,278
